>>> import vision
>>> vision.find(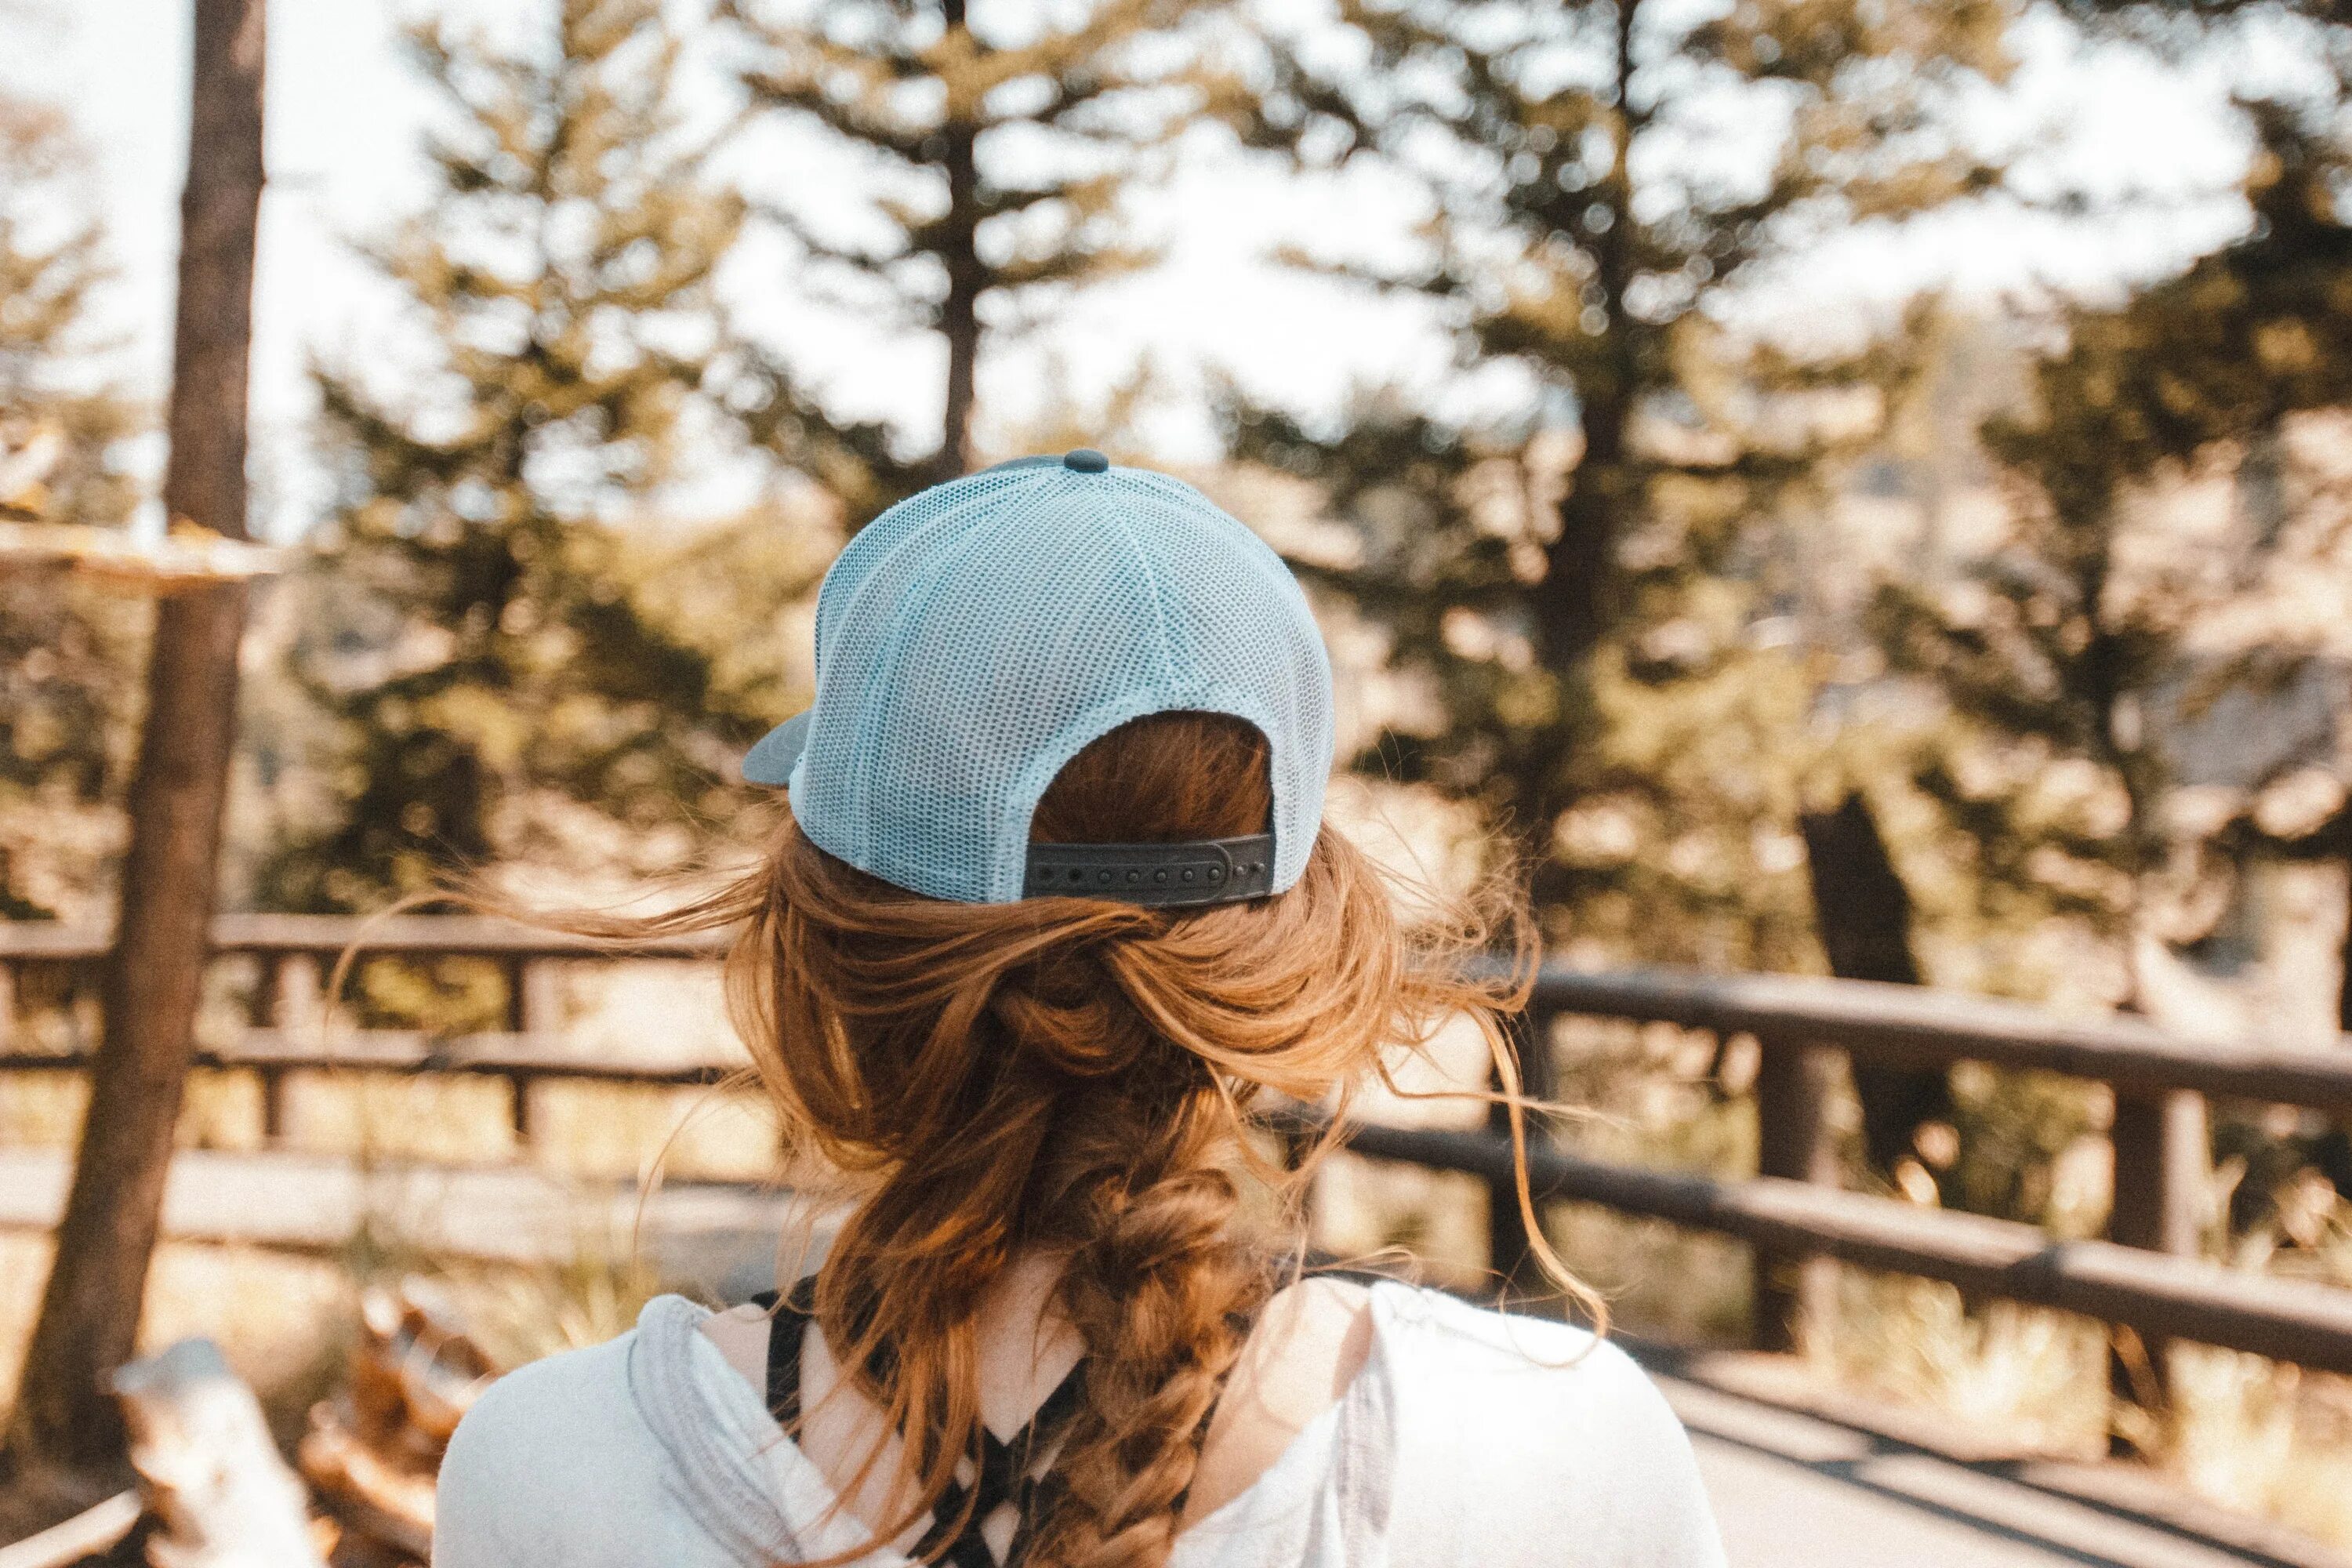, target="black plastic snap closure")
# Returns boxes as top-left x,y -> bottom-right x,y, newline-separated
1023,834 -> 1276,908
1063,448 -> 1109,473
